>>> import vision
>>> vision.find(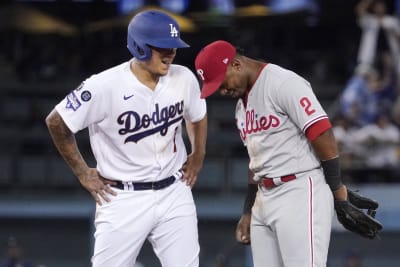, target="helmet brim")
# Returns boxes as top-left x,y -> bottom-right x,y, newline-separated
148,37 -> 190,49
